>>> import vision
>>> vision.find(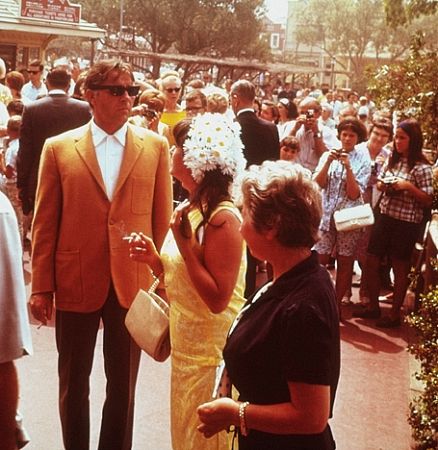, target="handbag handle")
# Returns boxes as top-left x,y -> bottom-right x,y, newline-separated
148,270 -> 162,294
